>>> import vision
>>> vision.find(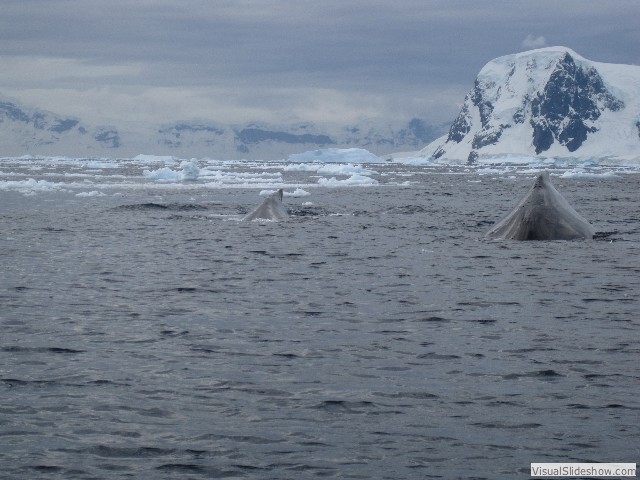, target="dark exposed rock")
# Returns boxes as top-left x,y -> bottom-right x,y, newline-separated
94,128 -> 121,148
446,101 -> 472,143
49,119 -> 80,133
0,102 -> 31,123
235,127 -> 335,145
471,79 -> 495,129
432,147 -> 446,159
532,121 -> 554,154
0,101 -> 80,132
530,52 -> 623,154
401,118 -> 441,144
158,123 -> 225,147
